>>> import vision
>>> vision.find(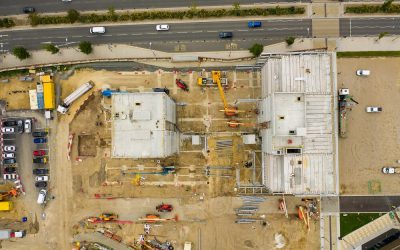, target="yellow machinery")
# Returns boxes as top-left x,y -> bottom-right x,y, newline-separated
212,71 -> 240,116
